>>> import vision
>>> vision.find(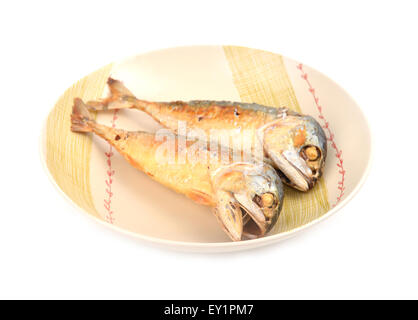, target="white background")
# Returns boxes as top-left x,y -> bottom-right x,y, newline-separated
1,0 -> 417,299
